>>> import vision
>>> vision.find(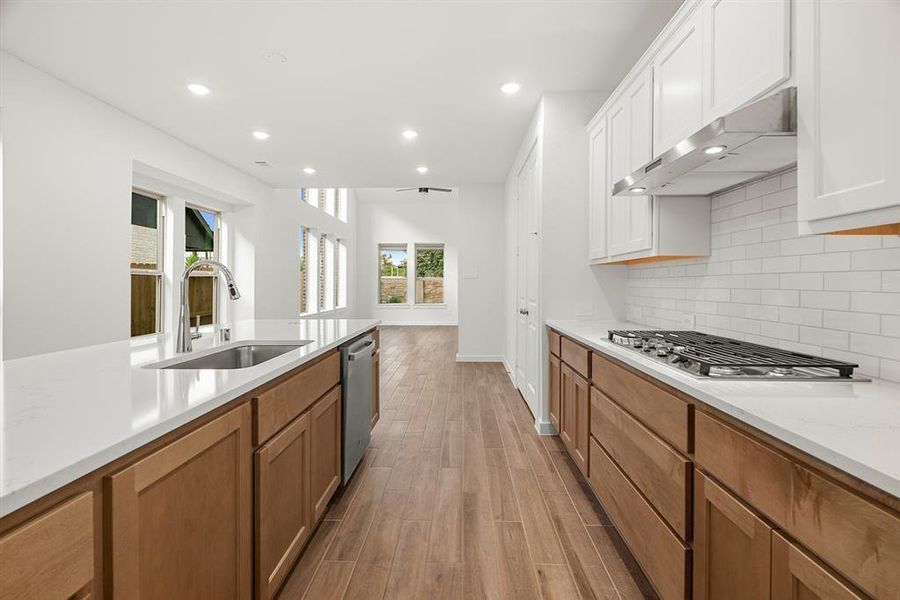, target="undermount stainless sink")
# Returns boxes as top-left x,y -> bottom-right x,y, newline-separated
154,342 -> 311,370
